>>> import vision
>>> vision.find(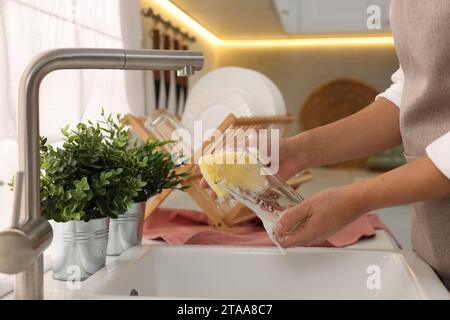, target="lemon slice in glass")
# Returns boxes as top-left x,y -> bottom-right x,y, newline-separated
198,151 -> 267,198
